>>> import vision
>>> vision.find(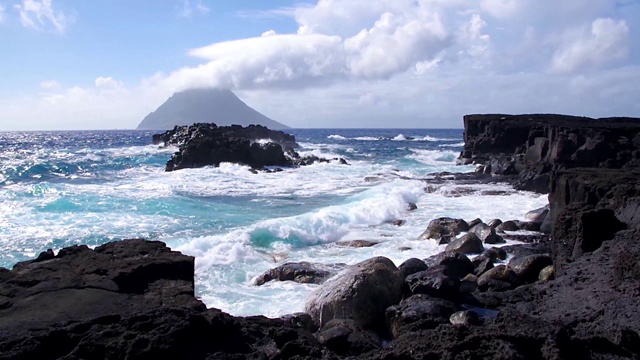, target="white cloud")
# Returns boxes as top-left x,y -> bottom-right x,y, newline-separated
1,0 -> 640,130
0,5 -> 6,24
95,76 -> 123,89
178,0 -> 210,18
13,0 -> 70,34
39,80 -> 60,89
552,18 -> 630,73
